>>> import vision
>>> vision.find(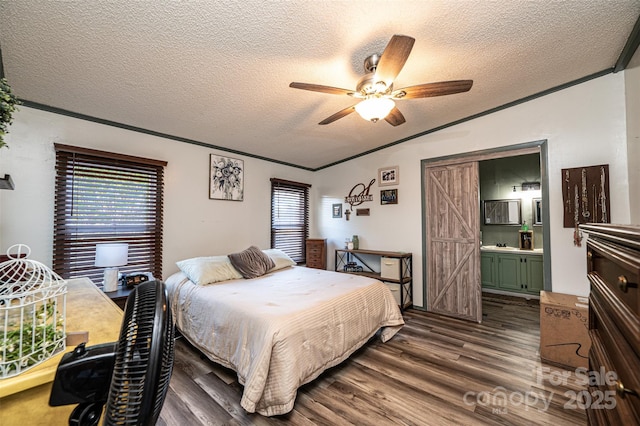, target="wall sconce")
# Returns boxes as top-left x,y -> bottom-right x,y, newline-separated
95,243 -> 128,292
514,182 -> 541,192
522,181 -> 541,191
